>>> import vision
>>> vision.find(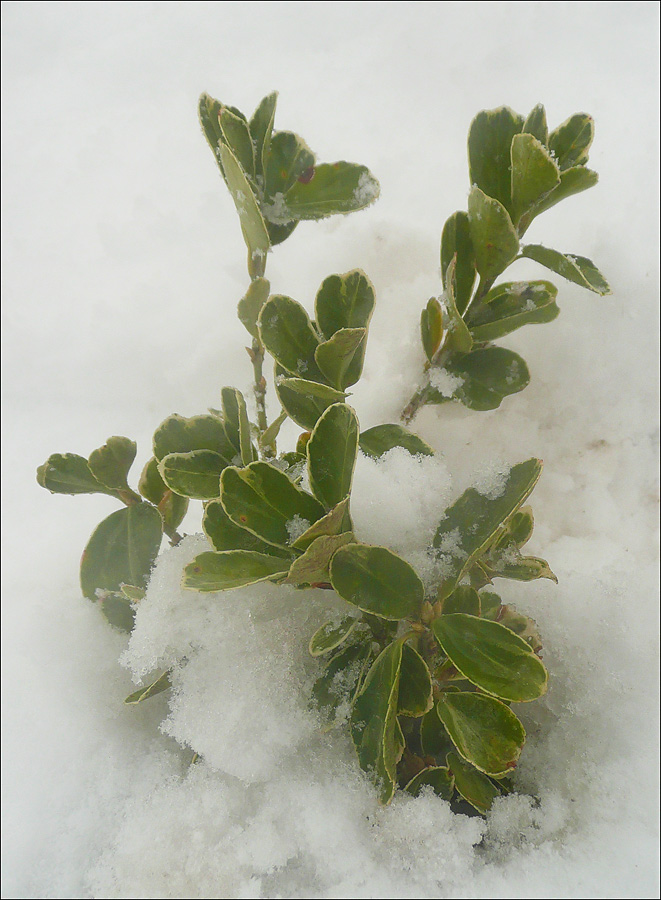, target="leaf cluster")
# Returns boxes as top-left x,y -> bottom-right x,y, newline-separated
181,407 -> 553,809
198,91 -> 380,271
411,104 -> 609,419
